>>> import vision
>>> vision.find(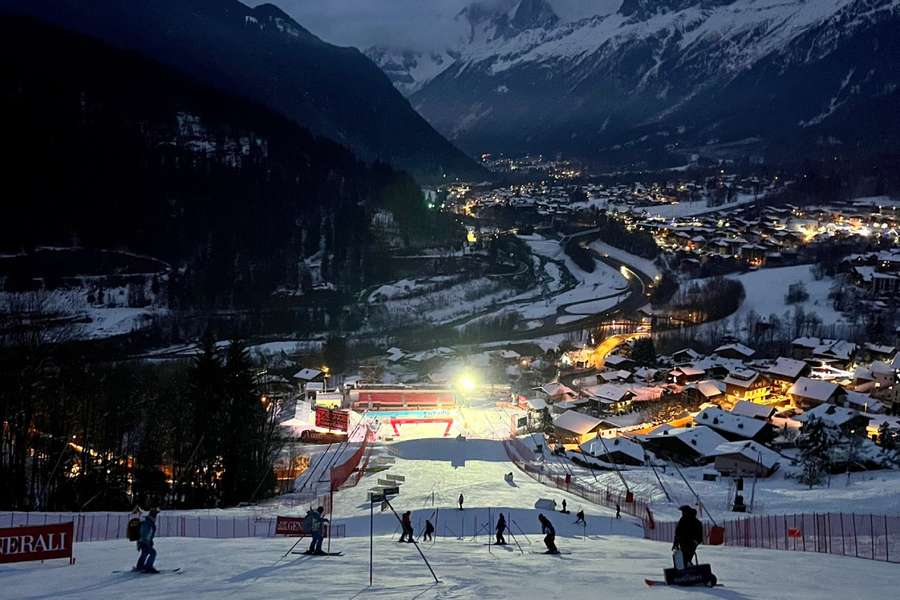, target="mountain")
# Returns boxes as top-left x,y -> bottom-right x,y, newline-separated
3,0 -> 483,180
0,15 -> 440,312
389,0 -> 900,166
